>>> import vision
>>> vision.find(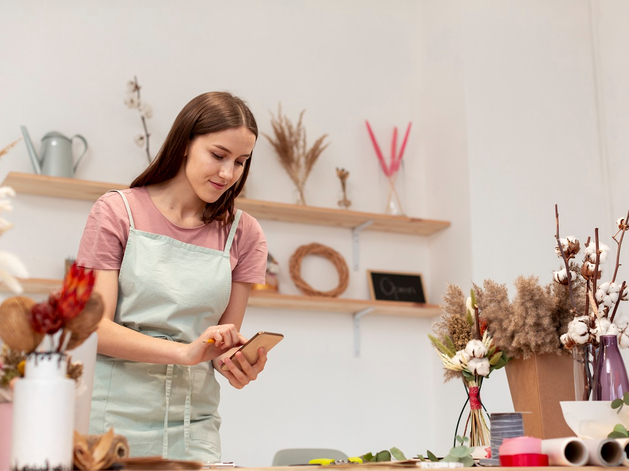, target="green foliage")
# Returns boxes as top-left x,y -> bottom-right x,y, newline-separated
611,392 -> 629,414
608,396 -> 629,438
428,334 -> 455,357
608,424 -> 629,439
441,436 -> 474,468
361,448 -> 406,463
